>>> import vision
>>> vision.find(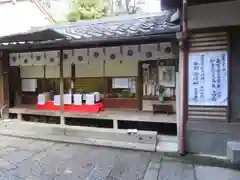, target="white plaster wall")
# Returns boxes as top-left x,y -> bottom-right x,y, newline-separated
0,1 -> 53,36
188,0 -> 240,29
19,61 -> 138,78
20,66 -> 44,78
75,60 -> 138,77
75,61 -> 103,78
105,60 -> 138,77
20,65 -> 71,78
45,65 -> 71,78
